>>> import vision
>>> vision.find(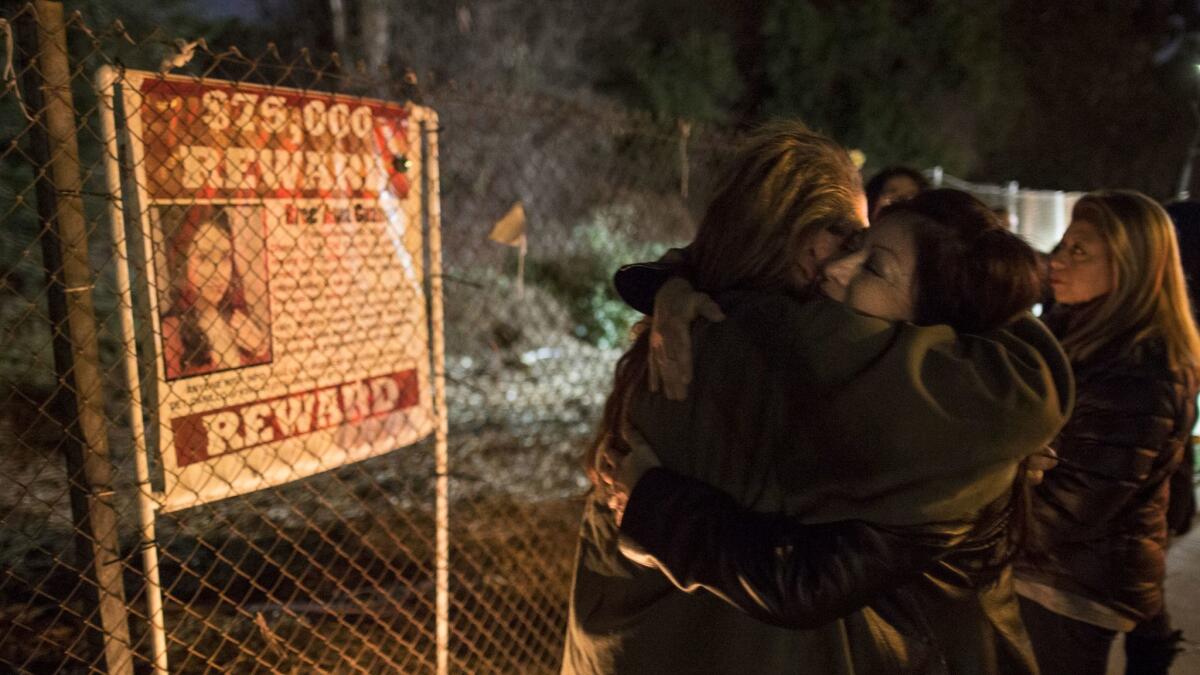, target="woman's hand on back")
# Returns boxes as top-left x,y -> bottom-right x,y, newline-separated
1024,446 -> 1059,485
597,428 -> 662,526
649,277 -> 726,400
